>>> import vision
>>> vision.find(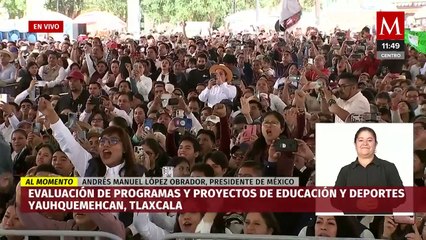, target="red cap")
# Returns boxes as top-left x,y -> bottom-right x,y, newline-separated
66,70 -> 84,82
107,41 -> 118,49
